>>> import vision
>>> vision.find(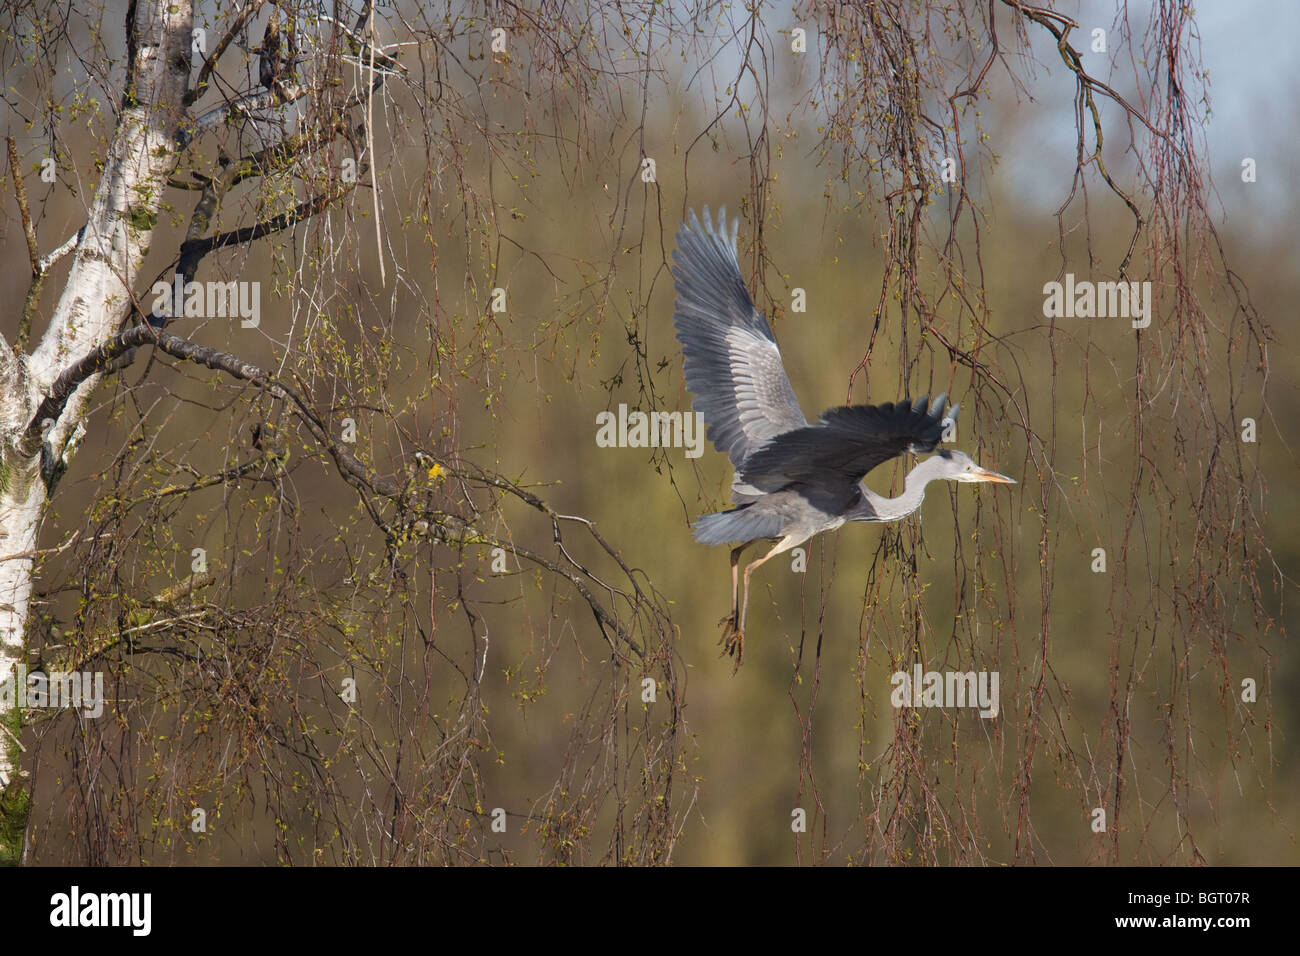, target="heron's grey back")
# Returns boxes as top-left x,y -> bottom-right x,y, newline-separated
672,206 -> 807,469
